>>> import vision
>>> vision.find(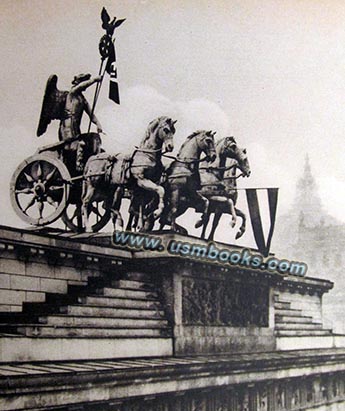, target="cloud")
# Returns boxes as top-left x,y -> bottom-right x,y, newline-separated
98,85 -> 303,224
98,85 -> 176,154
2,84 -> 344,239
0,86 -> 235,229
97,85 -> 232,154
